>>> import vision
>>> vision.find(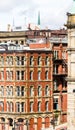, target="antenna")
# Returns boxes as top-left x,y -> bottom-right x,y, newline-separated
38,11 -> 40,25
